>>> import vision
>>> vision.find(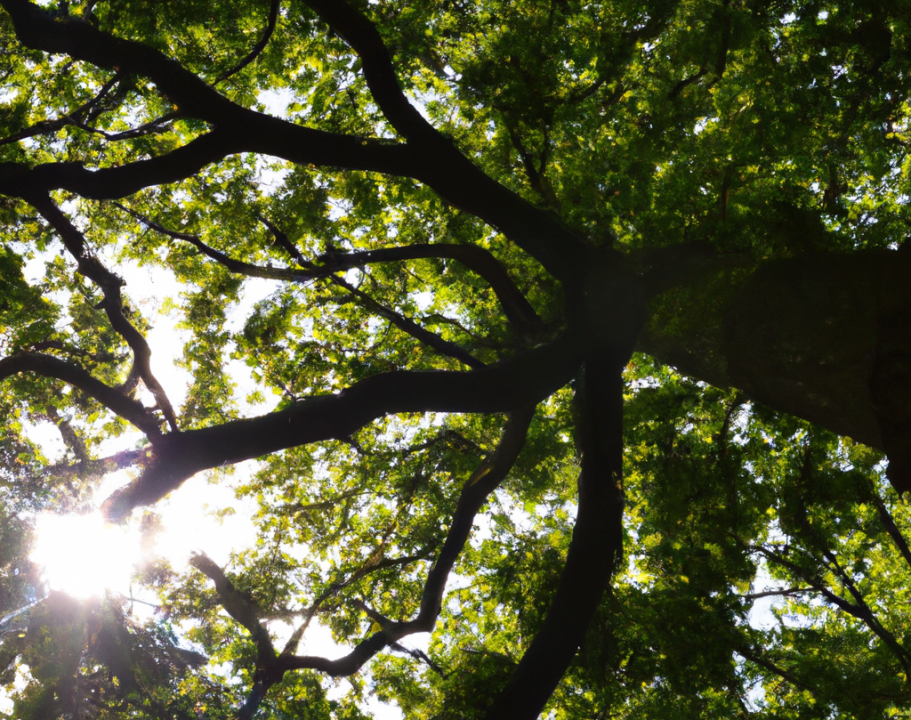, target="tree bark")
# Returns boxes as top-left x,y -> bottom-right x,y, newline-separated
637,248 -> 911,490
